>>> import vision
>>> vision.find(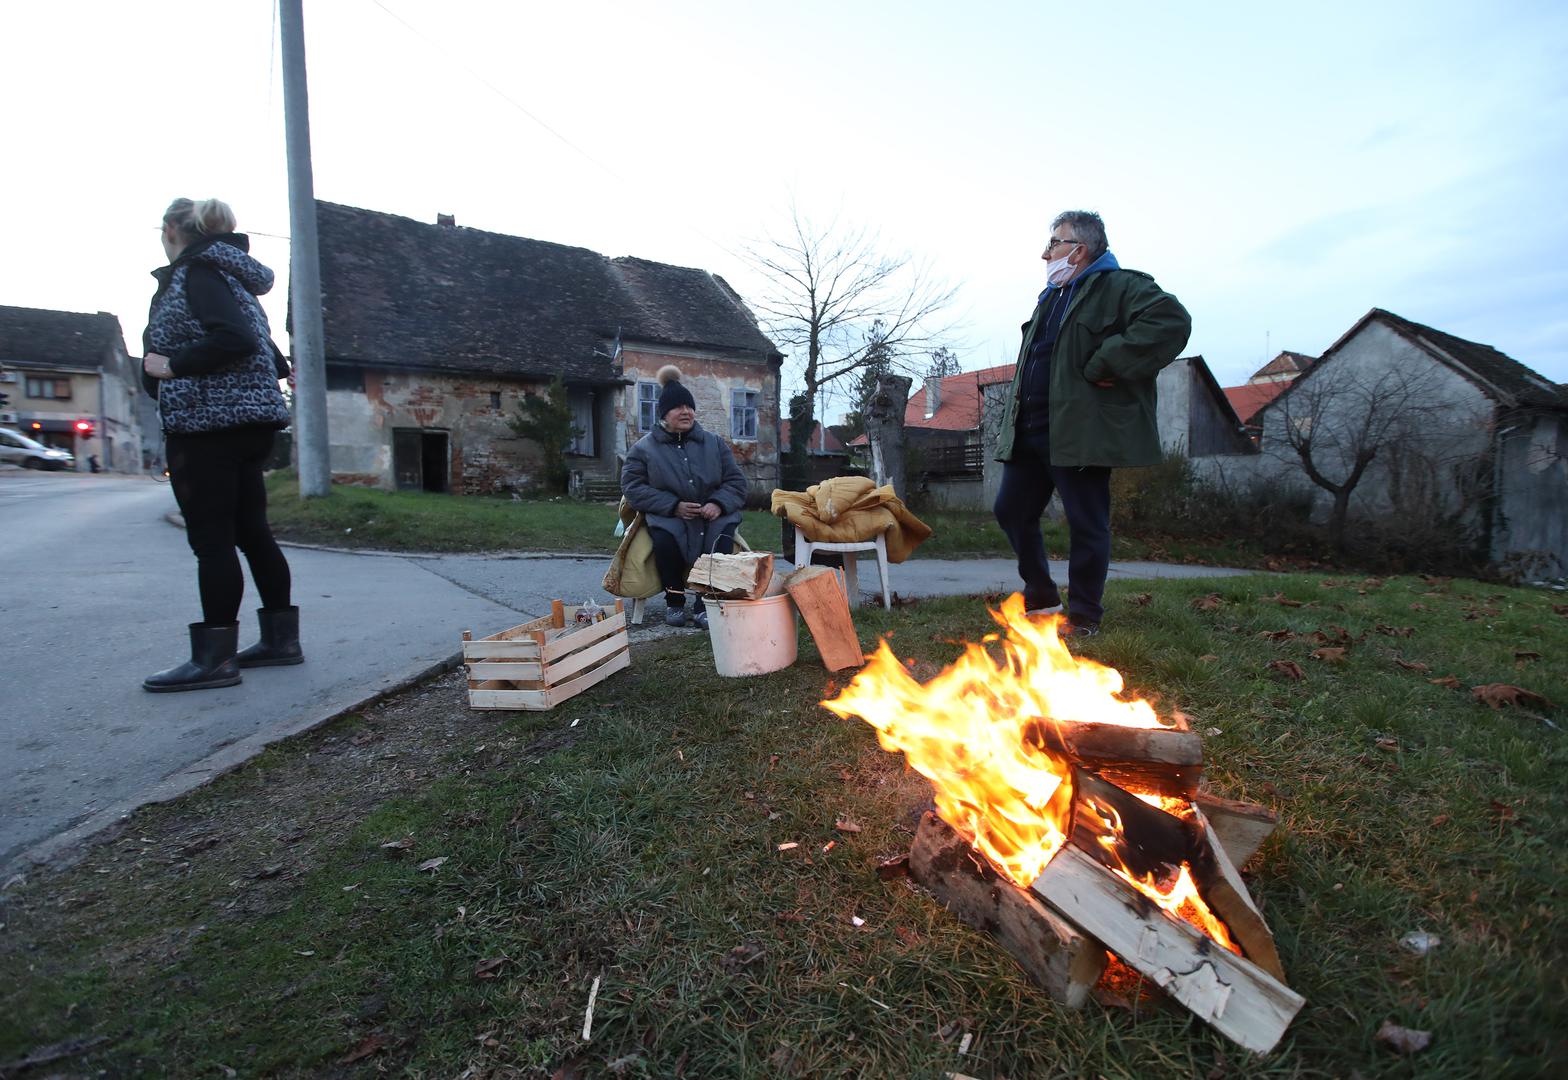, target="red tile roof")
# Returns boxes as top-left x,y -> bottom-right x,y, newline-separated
1223,381 -> 1289,424
902,363 -> 1016,432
